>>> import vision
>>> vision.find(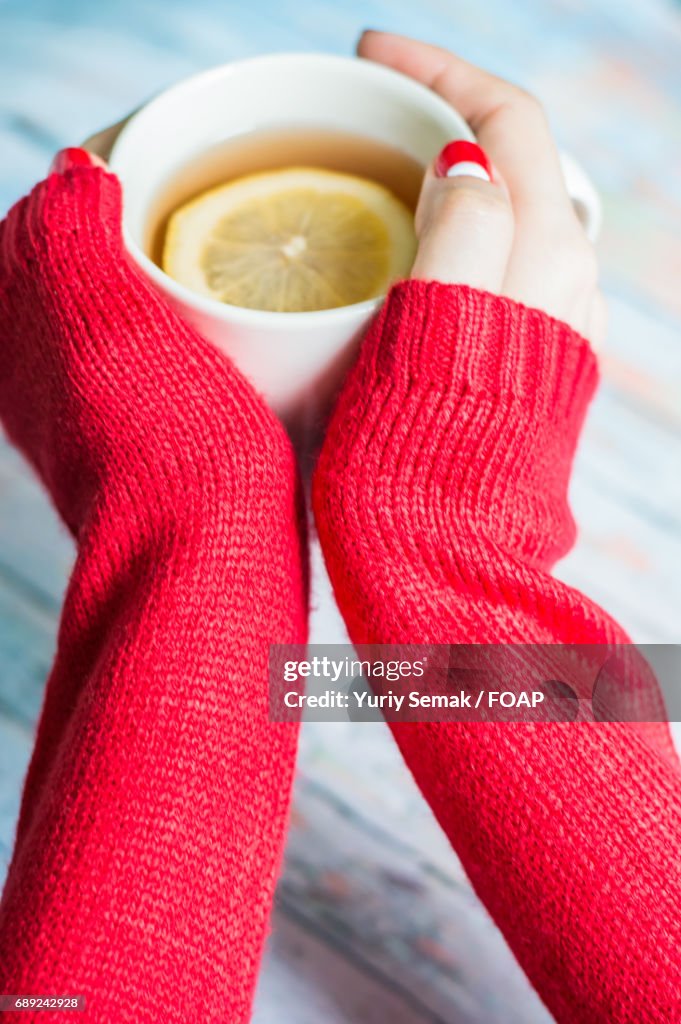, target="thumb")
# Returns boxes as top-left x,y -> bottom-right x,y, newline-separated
1,148 -> 123,283
410,140 -> 513,294
40,147 -> 123,255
